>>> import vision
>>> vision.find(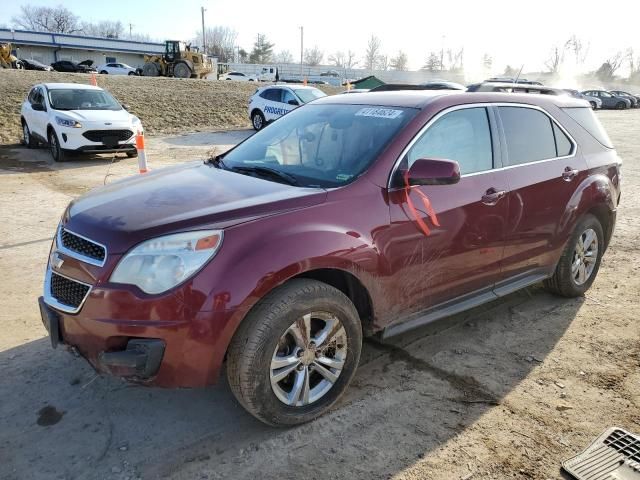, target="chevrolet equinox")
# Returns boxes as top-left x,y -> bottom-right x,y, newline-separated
39,91 -> 621,426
